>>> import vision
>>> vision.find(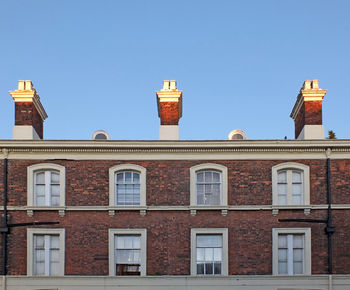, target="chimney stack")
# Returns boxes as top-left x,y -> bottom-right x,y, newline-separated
156,80 -> 182,140
9,80 -> 48,140
290,80 -> 327,140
